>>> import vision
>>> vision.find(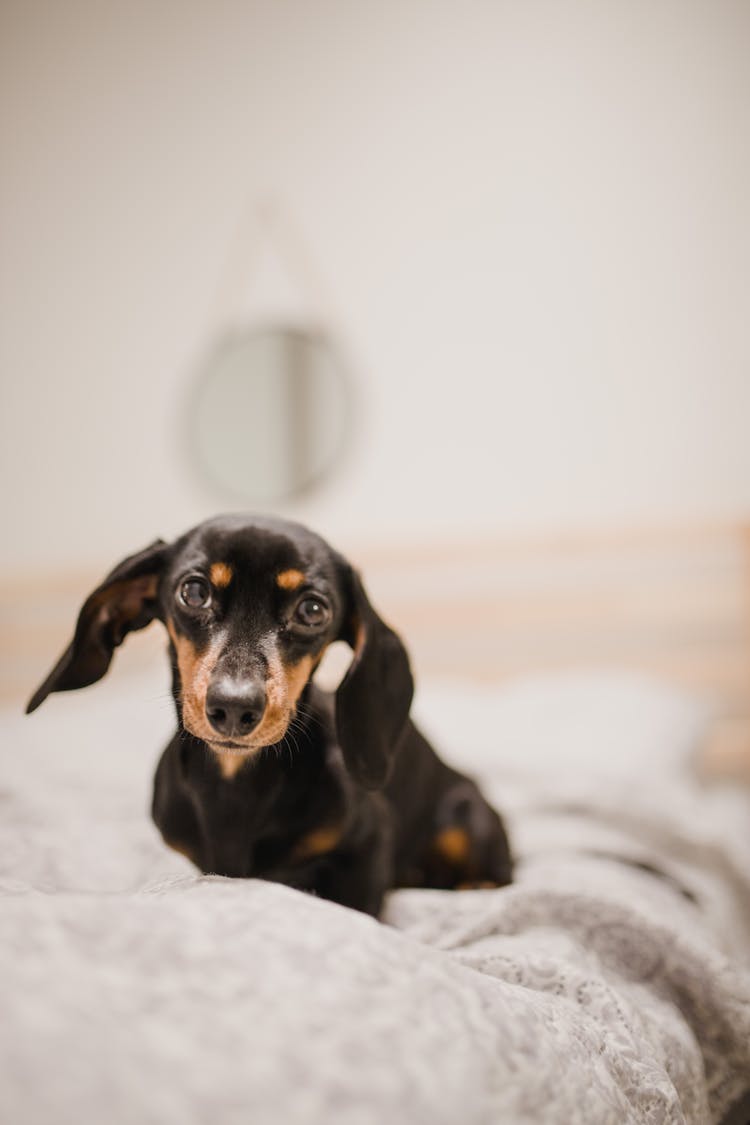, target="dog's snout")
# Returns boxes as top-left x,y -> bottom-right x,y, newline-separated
205,677 -> 266,739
